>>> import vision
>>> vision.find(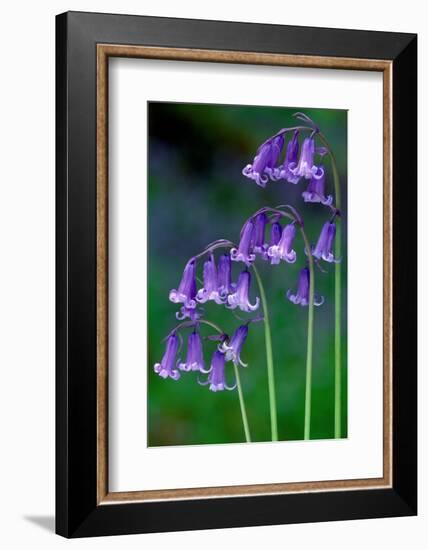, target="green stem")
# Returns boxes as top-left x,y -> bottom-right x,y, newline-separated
319,133 -> 342,439
233,363 -> 251,442
171,318 -> 224,336
252,264 -> 278,441
261,207 -> 316,441
299,230 -> 315,440
334,224 -> 342,439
